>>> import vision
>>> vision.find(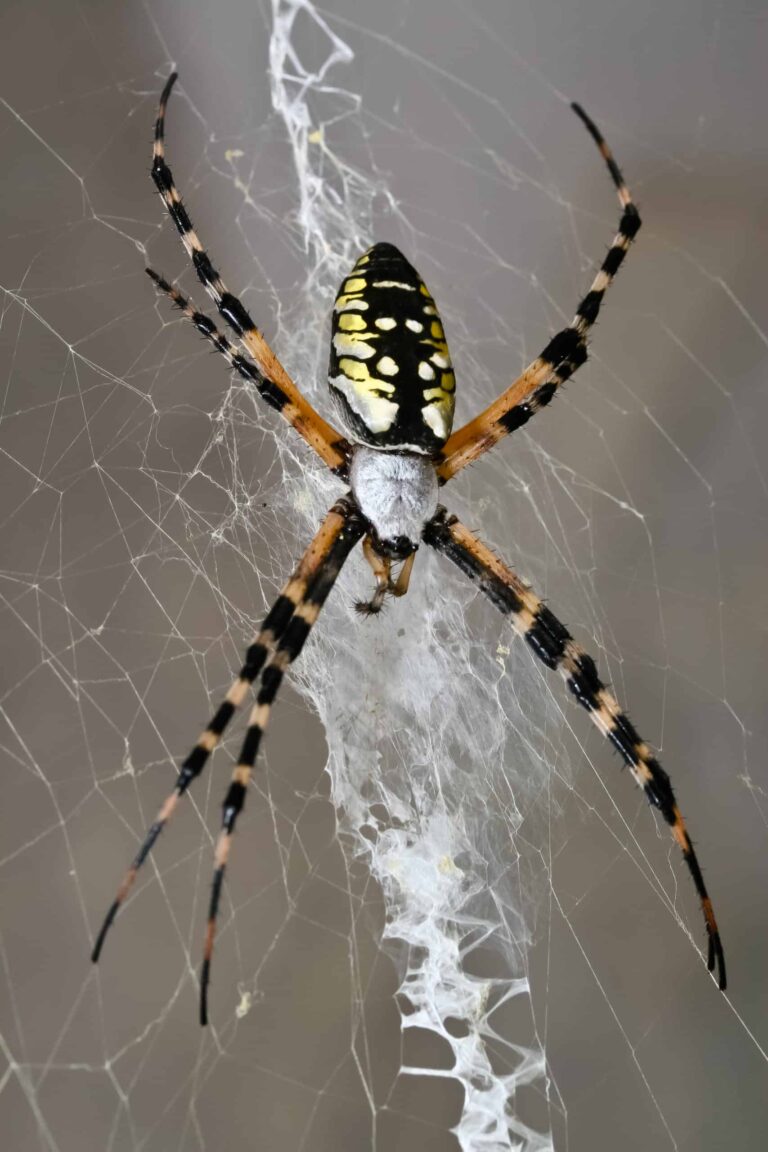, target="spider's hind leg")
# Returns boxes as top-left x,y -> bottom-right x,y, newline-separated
355,536 -> 416,616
